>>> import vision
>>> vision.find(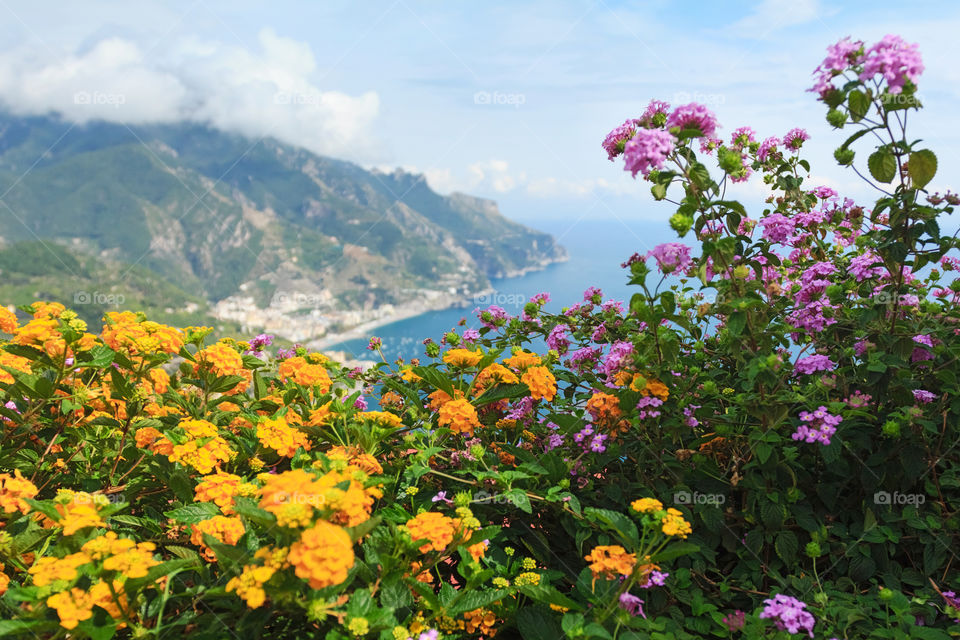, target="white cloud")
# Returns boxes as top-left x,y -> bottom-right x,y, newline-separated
0,28 -> 383,162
